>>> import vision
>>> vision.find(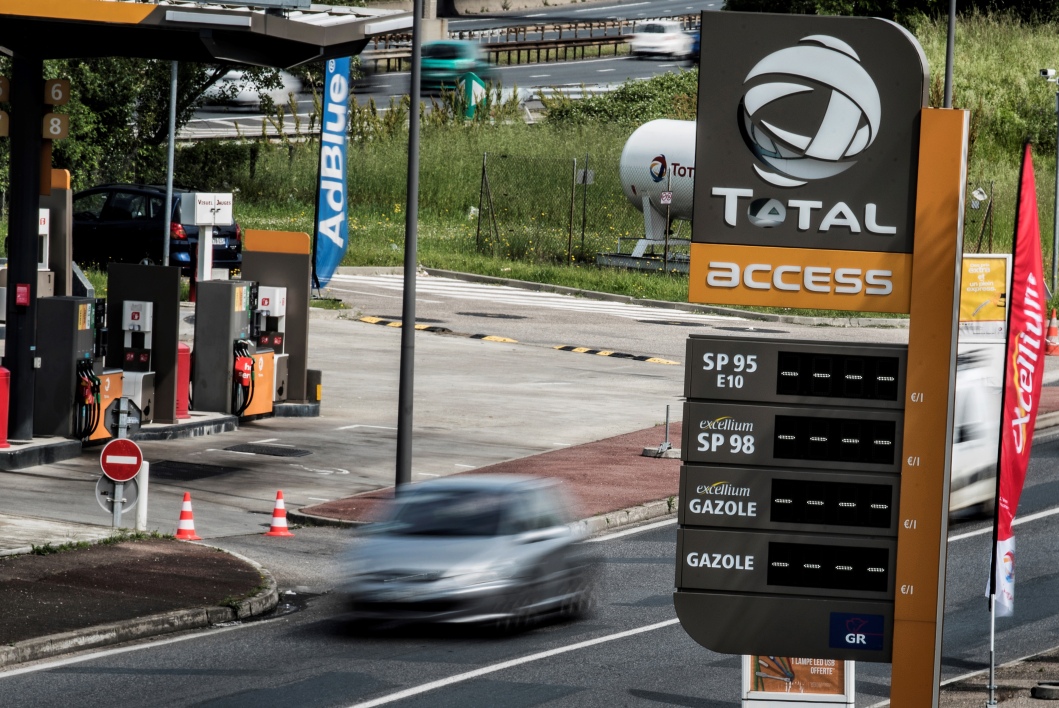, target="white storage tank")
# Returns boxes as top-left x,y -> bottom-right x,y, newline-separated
619,119 -> 696,235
